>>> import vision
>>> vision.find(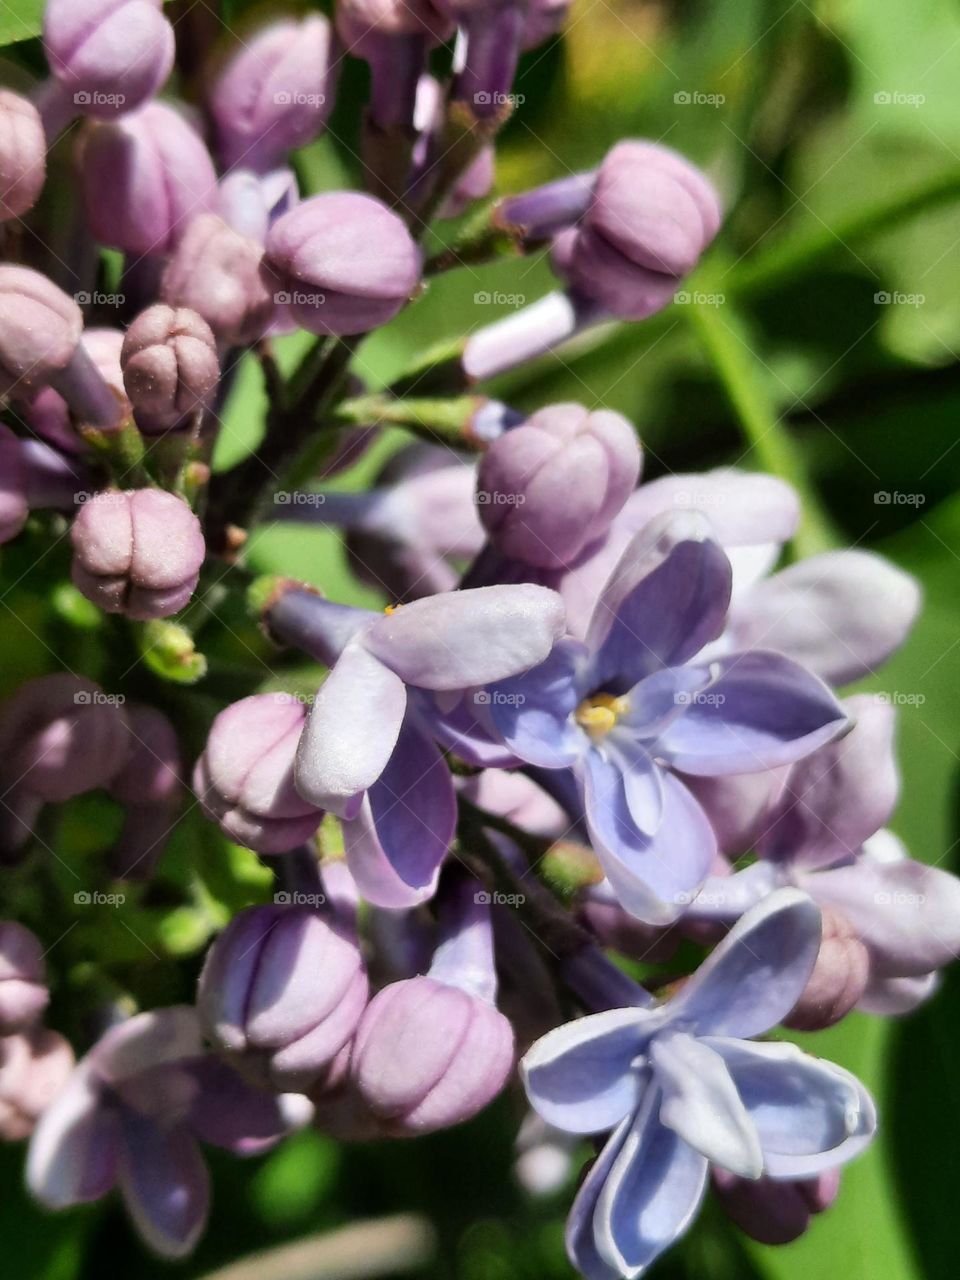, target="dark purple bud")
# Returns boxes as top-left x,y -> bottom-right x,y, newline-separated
713,1168 -> 840,1246
0,1028 -> 74,1141
477,402 -> 640,569
0,266 -> 83,398
194,693 -> 323,855
0,922 -> 49,1033
351,876 -> 515,1134
80,103 -> 218,256
450,2 -> 526,119
565,140 -> 721,320
198,900 -> 368,1092
439,145 -> 495,219
785,906 -> 870,1031
25,328 -> 128,453
209,13 -> 337,172
263,193 -> 421,336
108,703 -> 182,879
522,0 -> 570,49
0,423 -> 28,544
338,0 -> 450,130
337,0 -> 452,42
44,0 -> 175,119
497,172 -> 595,242
121,305 -> 220,433
161,213 -> 275,347
70,488 -> 205,620
0,91 -> 47,221
0,673 -> 132,805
